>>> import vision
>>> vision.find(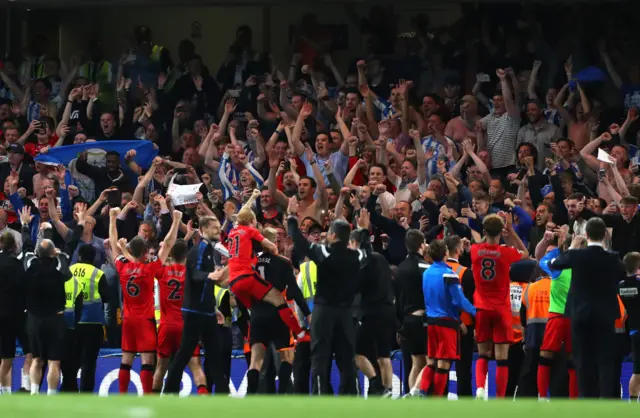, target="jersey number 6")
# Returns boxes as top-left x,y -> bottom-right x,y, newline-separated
127,276 -> 140,297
